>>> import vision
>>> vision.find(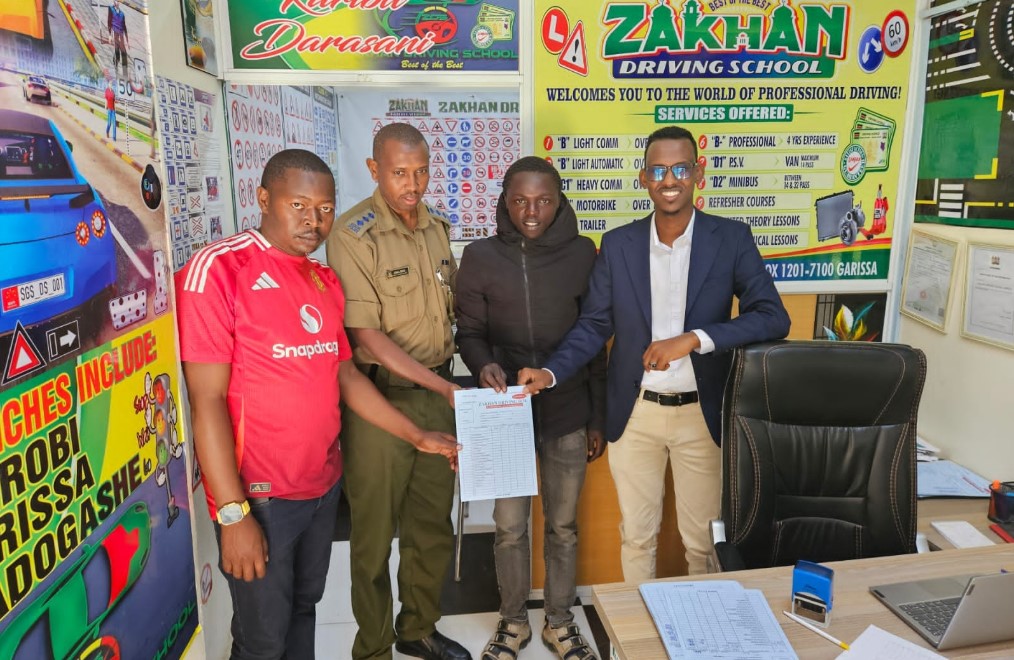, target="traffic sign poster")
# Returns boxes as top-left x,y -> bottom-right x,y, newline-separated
915,0 -> 1014,230
534,1 -> 916,289
336,89 -> 520,241
227,0 -> 519,72
223,83 -> 341,259
158,76 -> 228,271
